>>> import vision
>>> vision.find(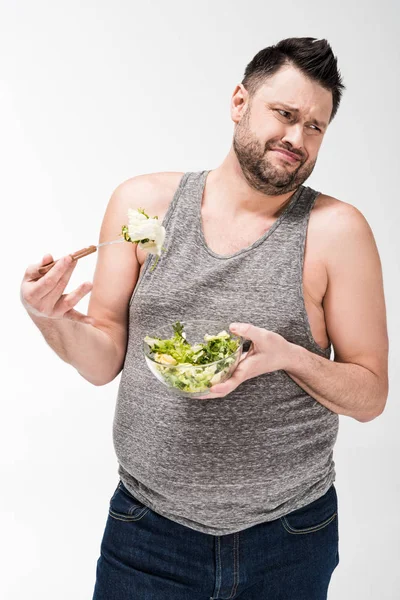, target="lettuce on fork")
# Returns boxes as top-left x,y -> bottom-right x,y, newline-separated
121,208 -> 166,271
